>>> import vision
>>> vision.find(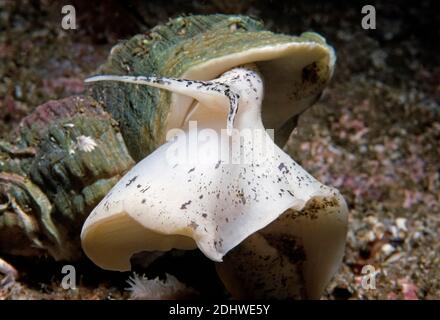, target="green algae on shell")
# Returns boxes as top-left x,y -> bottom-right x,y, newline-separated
0,96 -> 134,260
